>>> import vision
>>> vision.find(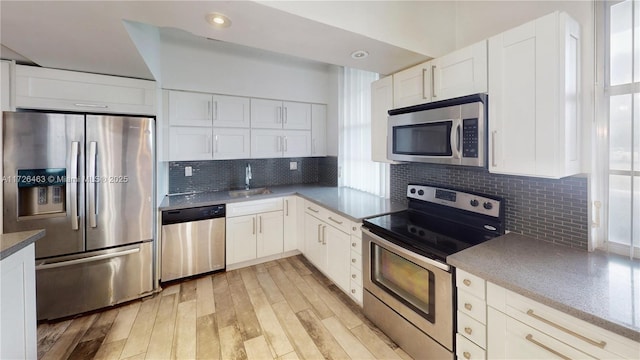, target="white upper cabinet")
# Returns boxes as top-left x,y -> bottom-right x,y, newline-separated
168,126 -> 212,161
251,129 -> 311,158
14,65 -> 156,115
169,91 -> 249,128
213,128 -> 251,160
392,61 -> 432,108
488,11 -> 581,178
1,60 -> 14,111
371,76 -> 399,164
251,98 -> 311,130
311,104 -> 327,156
432,40 -> 487,101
